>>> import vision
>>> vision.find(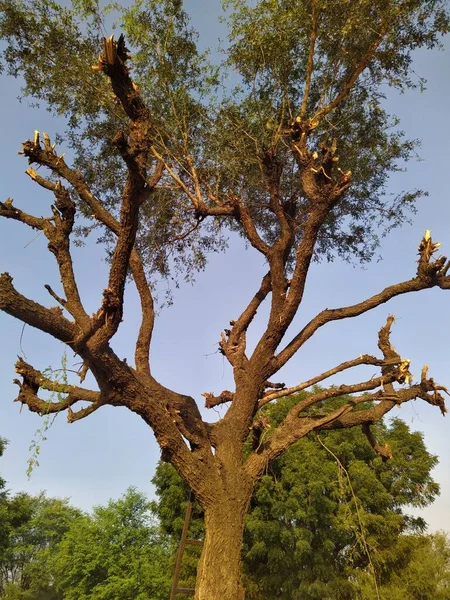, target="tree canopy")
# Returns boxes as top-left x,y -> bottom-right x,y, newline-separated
1,0 -> 448,275
50,488 -> 170,600
0,486 -> 171,600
